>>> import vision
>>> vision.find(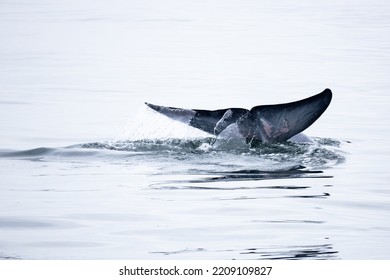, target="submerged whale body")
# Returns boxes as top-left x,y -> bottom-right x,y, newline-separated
145,89 -> 332,143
